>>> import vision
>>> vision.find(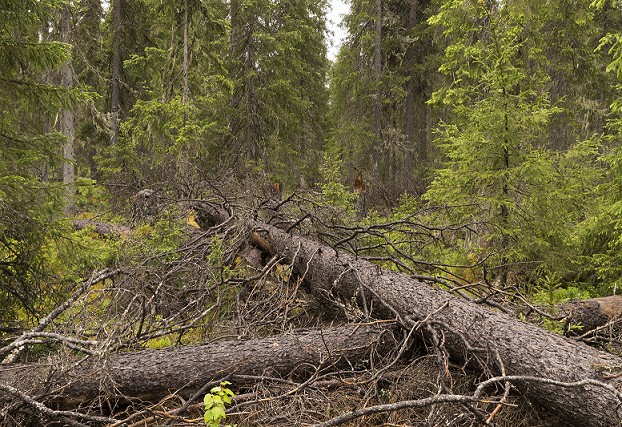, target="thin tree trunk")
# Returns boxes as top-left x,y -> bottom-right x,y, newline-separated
182,0 -> 189,125
41,20 -> 52,182
111,0 -> 122,146
371,0 -> 382,178
228,0 -> 258,162
403,0 -> 418,189
177,0 -> 191,186
60,5 -> 75,215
